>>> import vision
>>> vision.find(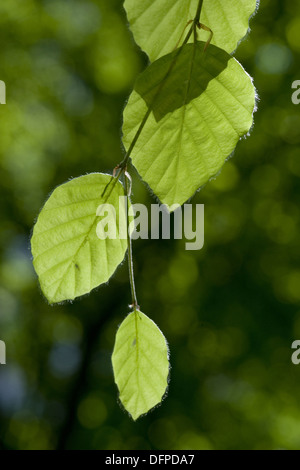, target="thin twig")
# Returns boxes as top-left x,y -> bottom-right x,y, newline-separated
124,171 -> 139,311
